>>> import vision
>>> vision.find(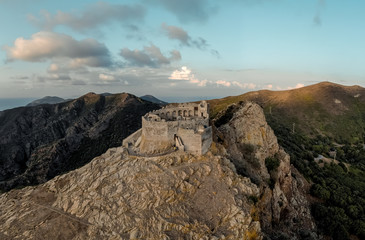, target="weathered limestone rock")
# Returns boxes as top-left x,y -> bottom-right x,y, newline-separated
215,102 -> 317,239
0,147 -> 262,239
217,102 -> 280,182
